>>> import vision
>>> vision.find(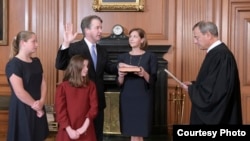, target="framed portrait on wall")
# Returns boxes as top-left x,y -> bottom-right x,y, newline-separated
92,0 -> 144,12
0,0 -> 7,45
